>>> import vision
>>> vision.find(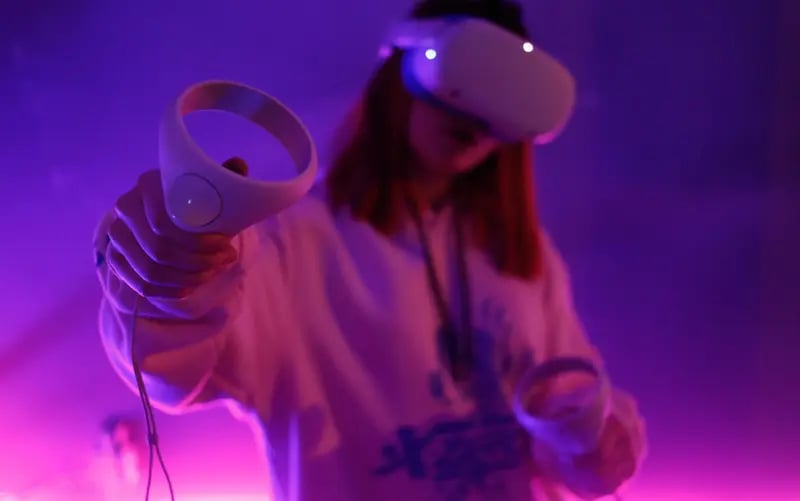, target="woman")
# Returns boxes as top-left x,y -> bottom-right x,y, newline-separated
94,0 -> 646,499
